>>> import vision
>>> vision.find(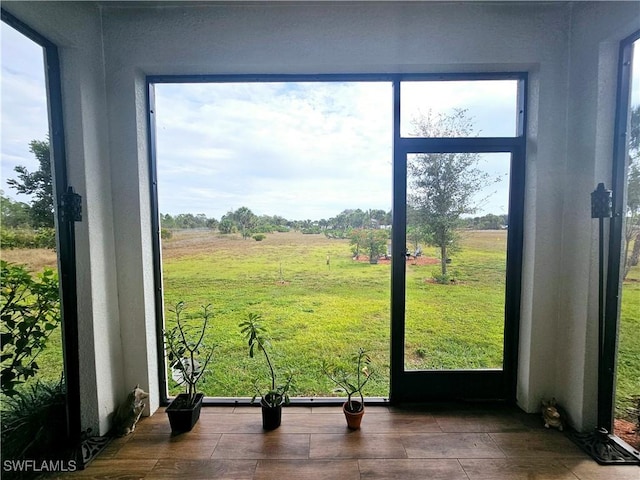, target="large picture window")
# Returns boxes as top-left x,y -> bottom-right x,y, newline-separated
148,74 -> 526,403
